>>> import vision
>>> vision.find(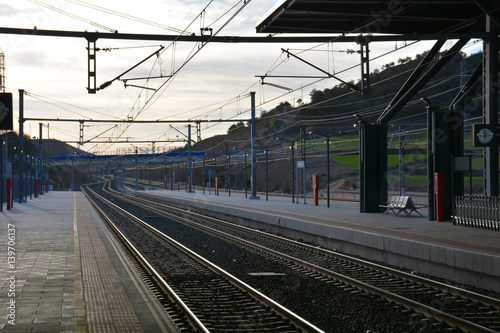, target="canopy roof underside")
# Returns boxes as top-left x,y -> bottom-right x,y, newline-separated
256,0 -> 498,35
